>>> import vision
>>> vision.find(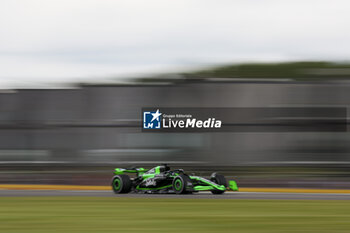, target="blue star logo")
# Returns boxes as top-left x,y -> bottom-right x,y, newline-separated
143,109 -> 162,129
